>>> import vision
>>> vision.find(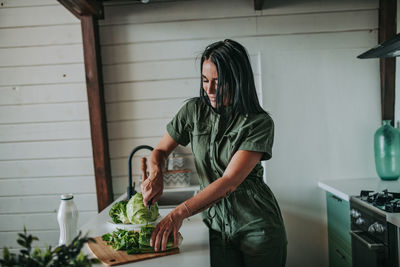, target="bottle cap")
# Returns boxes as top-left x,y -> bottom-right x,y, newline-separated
61,194 -> 73,200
